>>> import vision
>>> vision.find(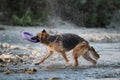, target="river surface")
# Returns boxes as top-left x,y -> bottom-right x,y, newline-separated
0,26 -> 120,80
